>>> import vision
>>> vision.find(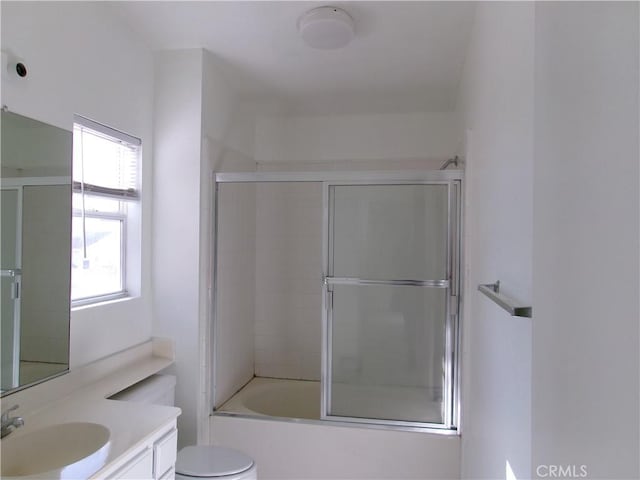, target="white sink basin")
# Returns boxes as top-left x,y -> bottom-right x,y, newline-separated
1,422 -> 111,479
